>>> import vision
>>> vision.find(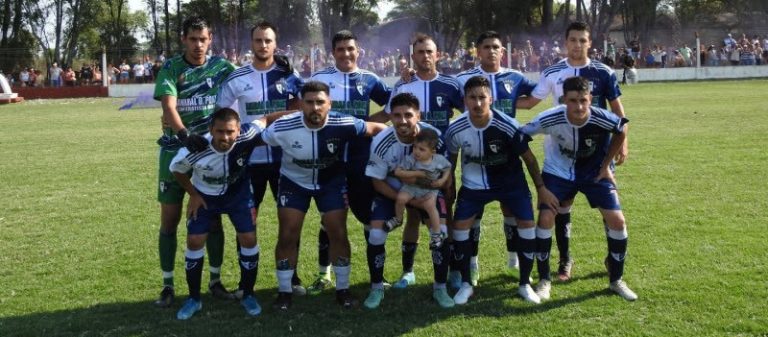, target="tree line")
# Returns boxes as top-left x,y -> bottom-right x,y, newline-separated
1,0 -> 766,72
